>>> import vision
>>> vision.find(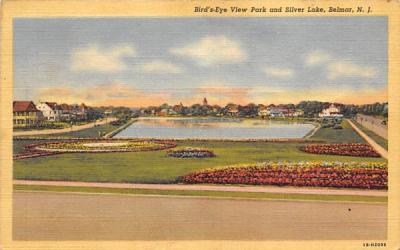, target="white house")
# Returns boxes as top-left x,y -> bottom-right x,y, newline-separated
319,104 -> 343,118
258,107 -> 269,117
36,102 -> 62,121
158,108 -> 177,116
269,108 -> 285,117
